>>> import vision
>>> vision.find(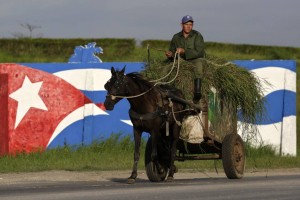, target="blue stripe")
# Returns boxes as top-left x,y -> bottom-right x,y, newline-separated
20,62 -> 145,73
234,60 -> 296,72
81,90 -> 105,103
239,90 -> 296,125
283,90 -> 296,117
47,115 -> 133,148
